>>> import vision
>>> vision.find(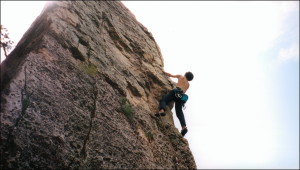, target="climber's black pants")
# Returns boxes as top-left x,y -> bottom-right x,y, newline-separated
159,88 -> 186,127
